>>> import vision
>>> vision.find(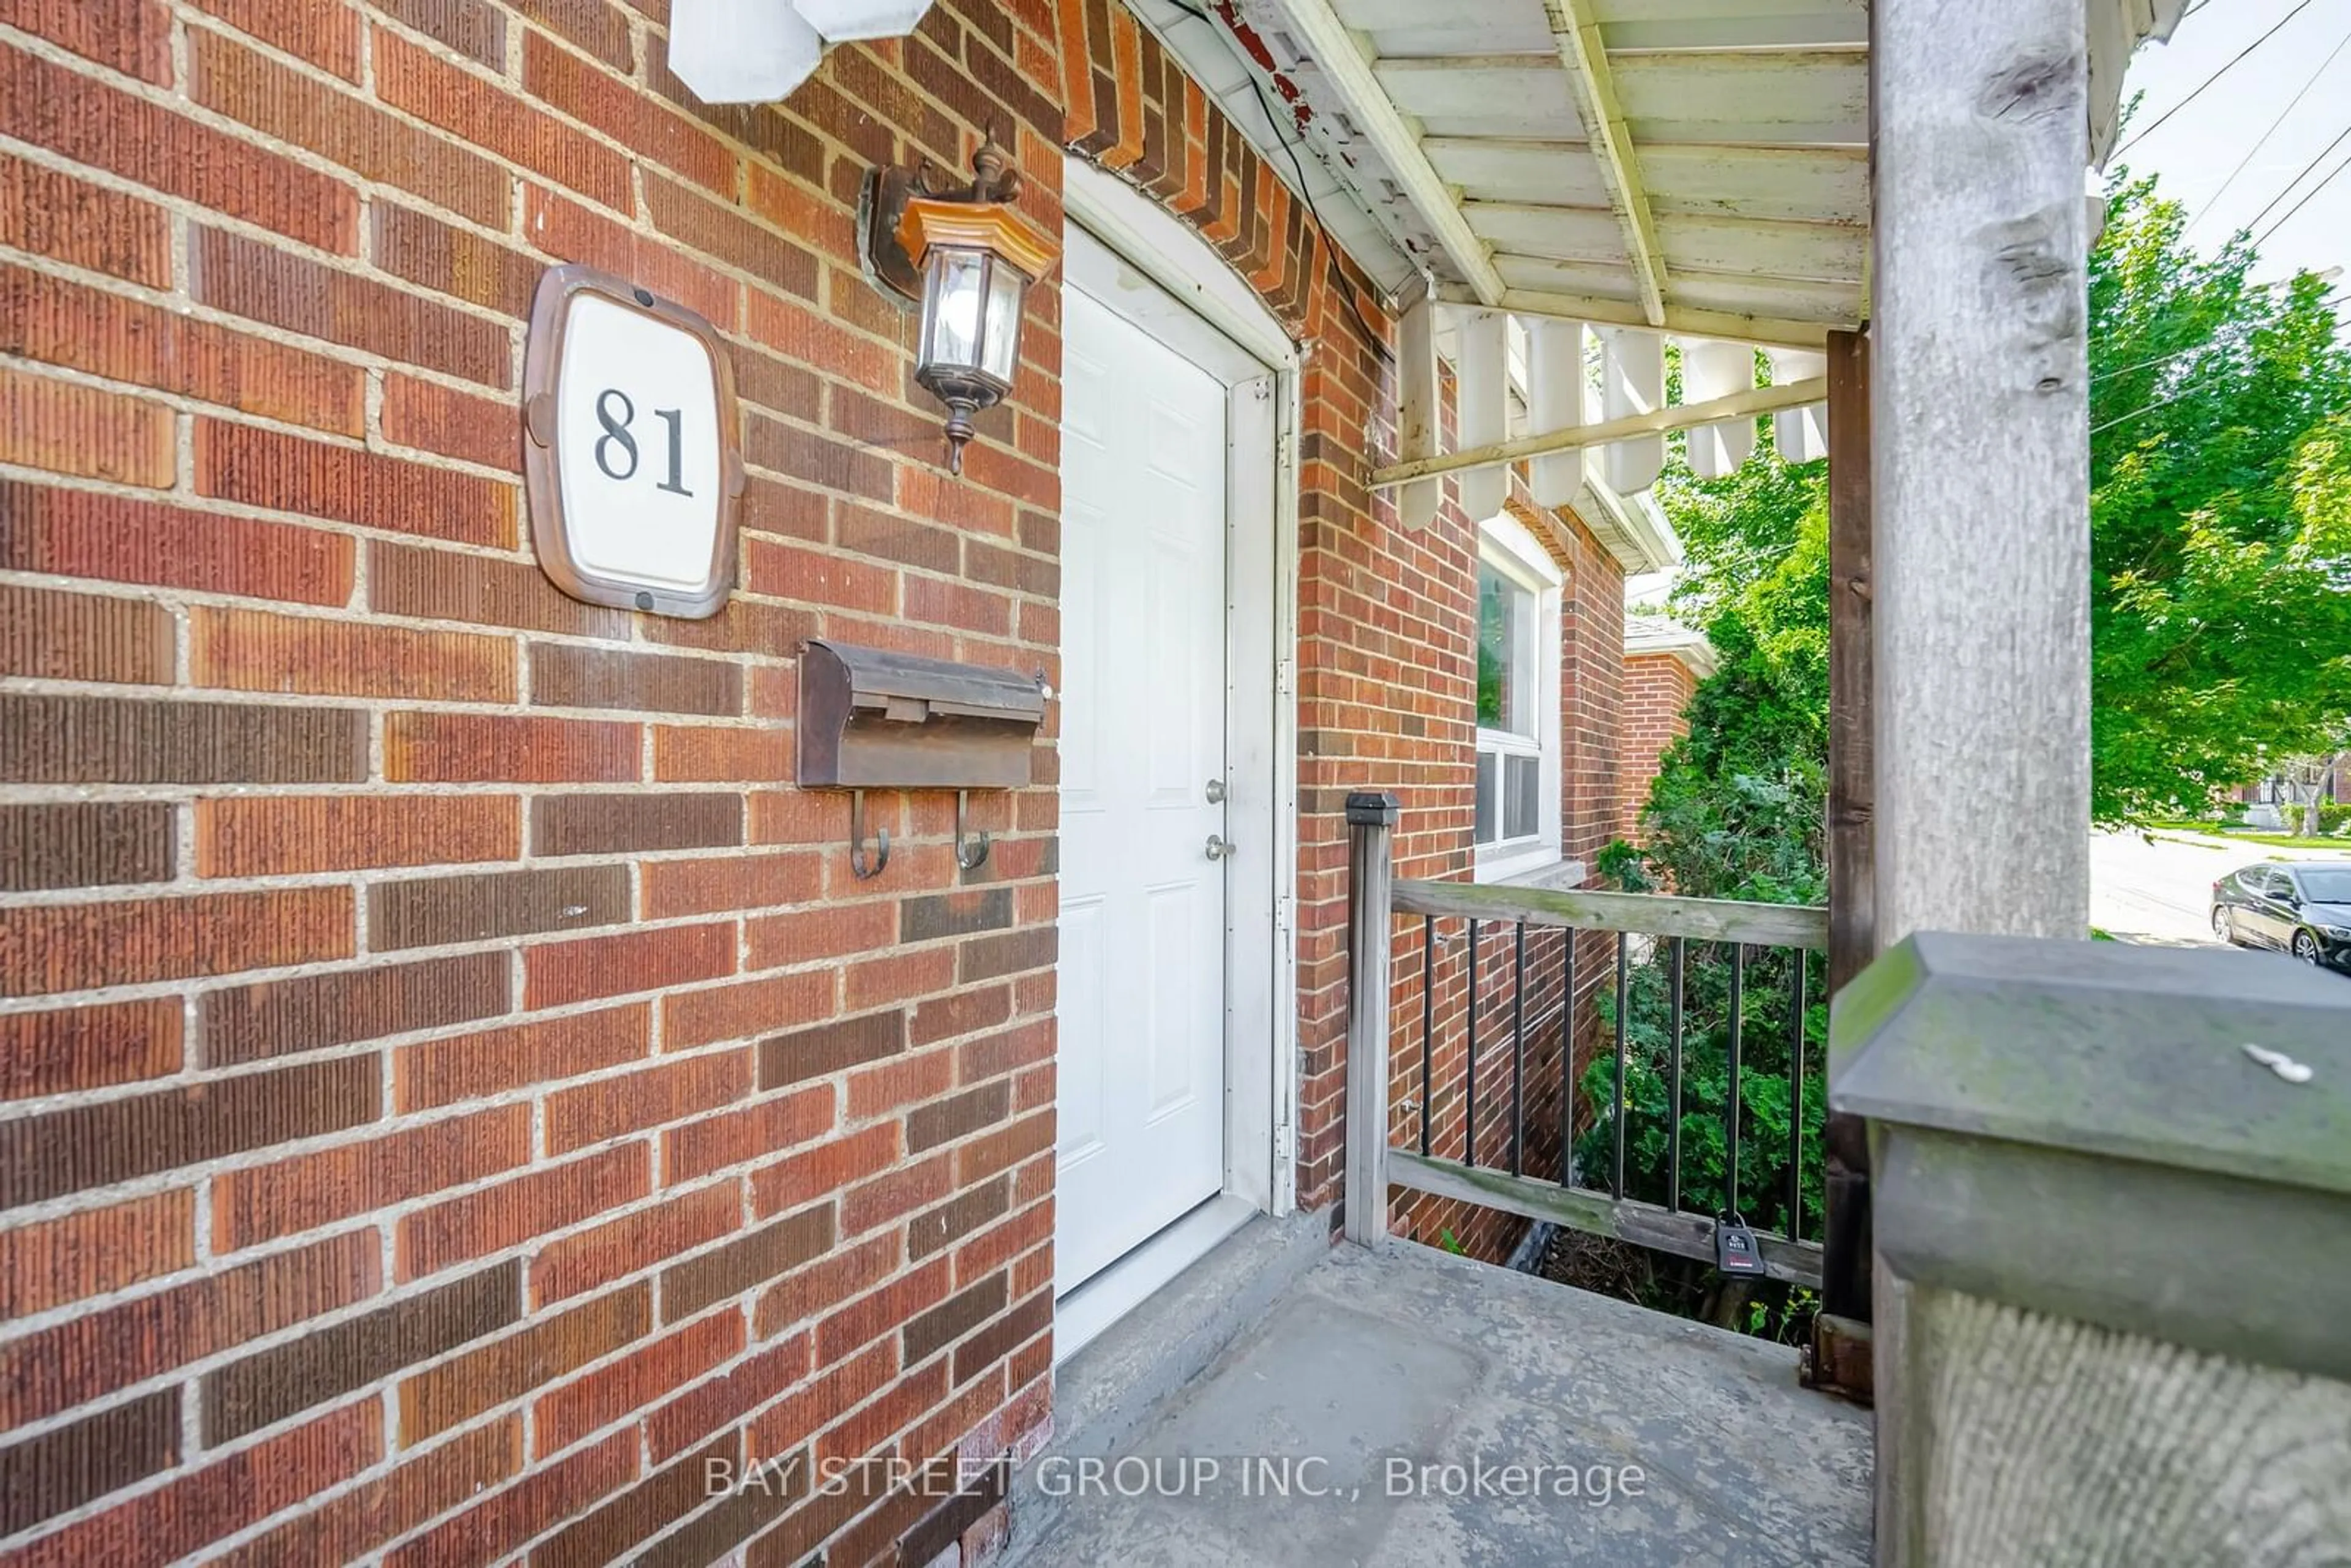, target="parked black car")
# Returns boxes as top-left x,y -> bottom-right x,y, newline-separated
2211,862 -> 2351,972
